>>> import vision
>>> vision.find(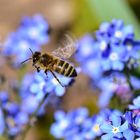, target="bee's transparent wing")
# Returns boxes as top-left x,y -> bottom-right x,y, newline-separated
52,34 -> 77,59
